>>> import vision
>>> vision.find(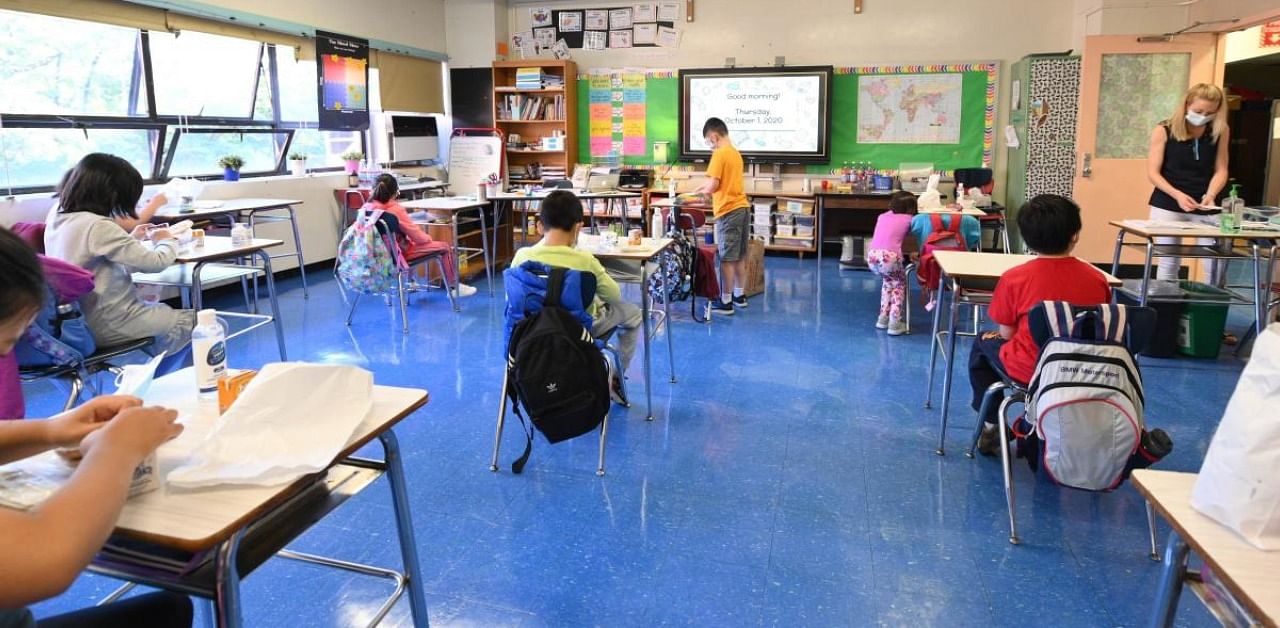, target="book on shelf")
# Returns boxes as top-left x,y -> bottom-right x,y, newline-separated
497,94 -> 565,121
